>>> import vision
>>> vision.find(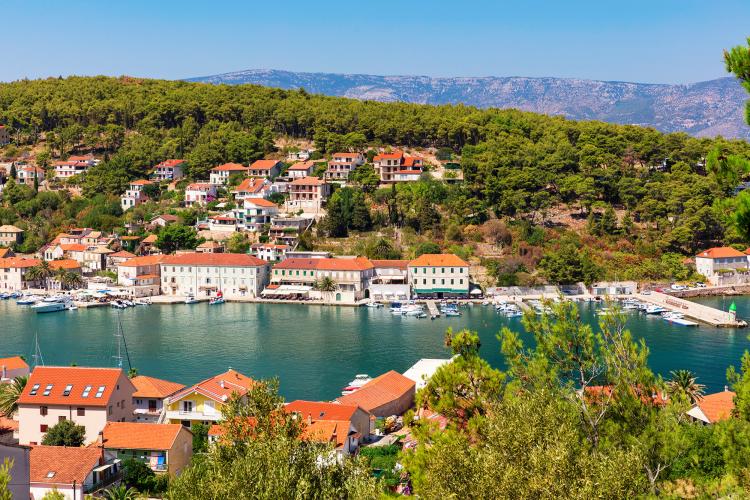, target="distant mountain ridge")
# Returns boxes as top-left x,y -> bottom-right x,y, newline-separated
187,69 -> 750,139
